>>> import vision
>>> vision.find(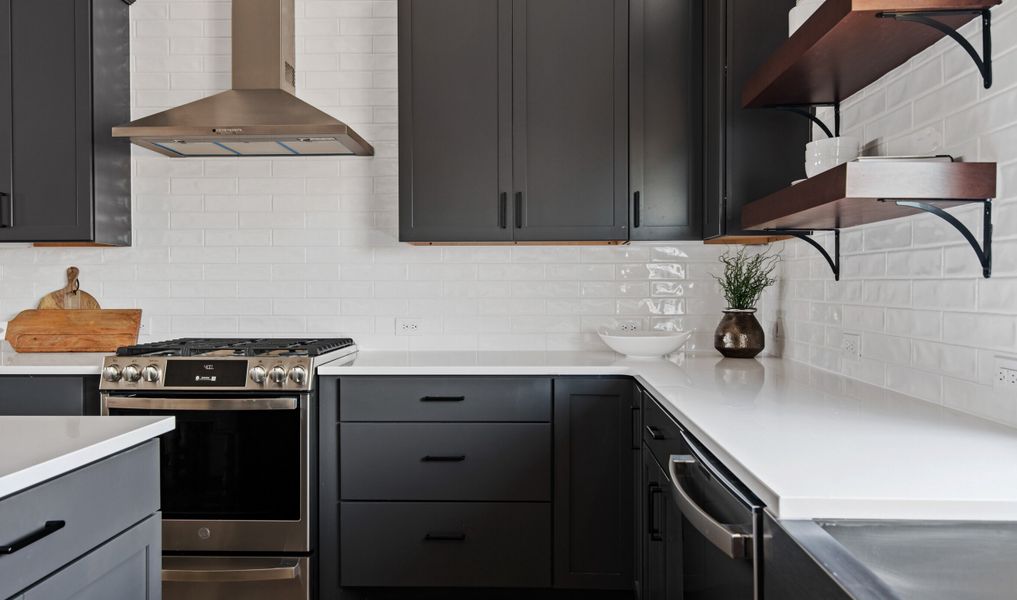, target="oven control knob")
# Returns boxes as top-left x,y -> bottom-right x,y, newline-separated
249,366 -> 267,384
269,366 -> 287,385
289,366 -> 308,385
102,365 -> 122,382
122,364 -> 142,383
142,365 -> 161,383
